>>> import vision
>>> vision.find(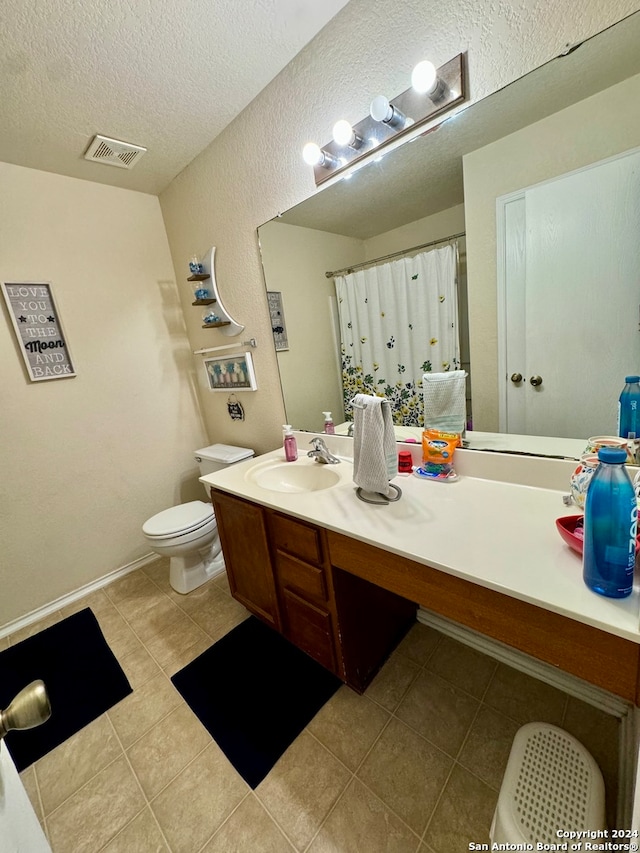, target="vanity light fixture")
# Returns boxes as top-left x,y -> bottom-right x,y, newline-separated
302,53 -> 466,186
